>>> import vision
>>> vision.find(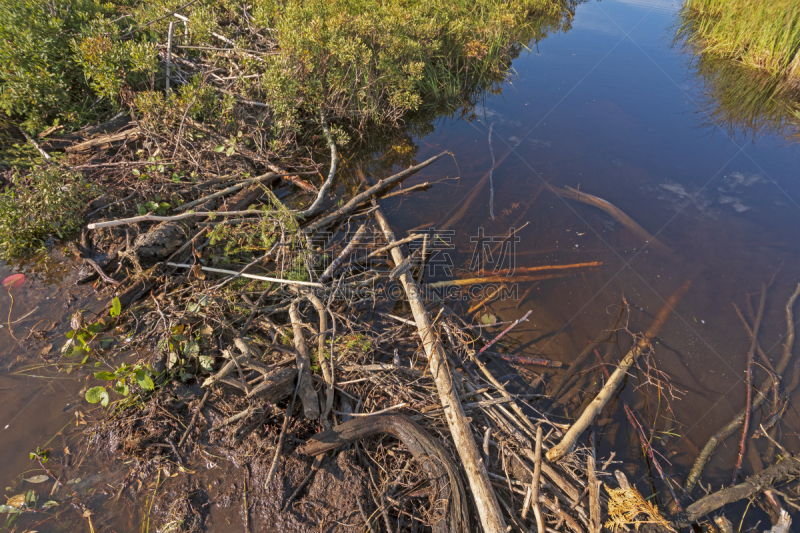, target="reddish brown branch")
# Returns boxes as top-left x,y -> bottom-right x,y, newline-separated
732,284 -> 766,485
